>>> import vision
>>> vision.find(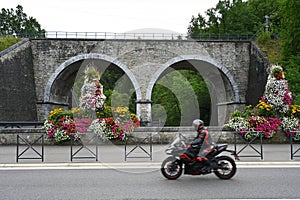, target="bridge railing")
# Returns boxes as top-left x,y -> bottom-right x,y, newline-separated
45,31 -> 186,40
1,31 -> 254,41
45,31 -> 254,41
